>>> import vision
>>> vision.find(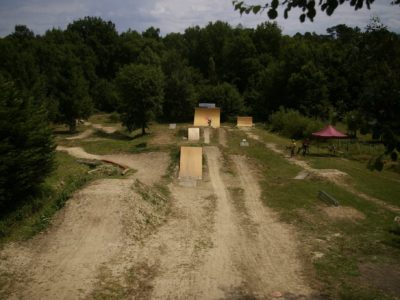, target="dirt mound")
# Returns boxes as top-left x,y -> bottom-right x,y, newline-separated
65,129 -> 94,140
0,152 -> 170,299
92,123 -> 119,134
57,146 -> 169,185
323,206 -> 365,221
56,146 -> 100,160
